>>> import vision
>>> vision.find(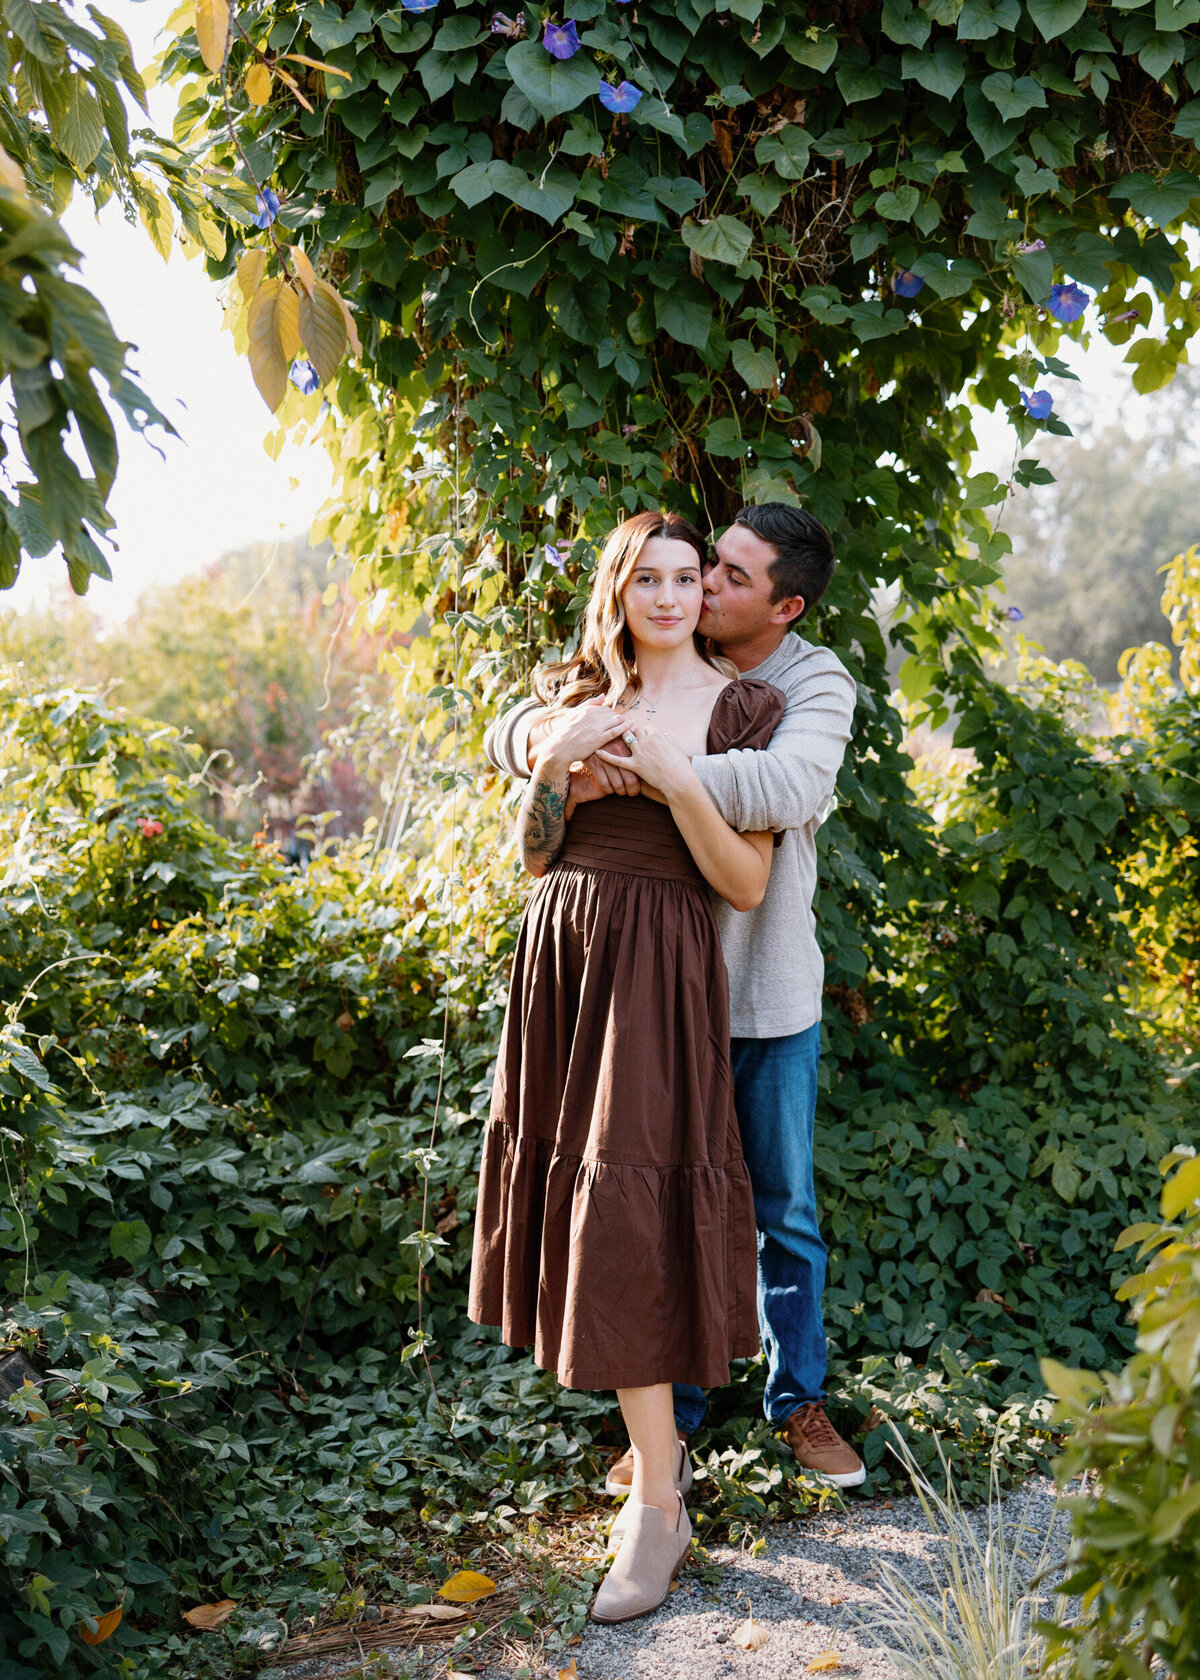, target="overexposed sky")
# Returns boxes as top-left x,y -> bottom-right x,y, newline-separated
0,3 -> 1167,625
